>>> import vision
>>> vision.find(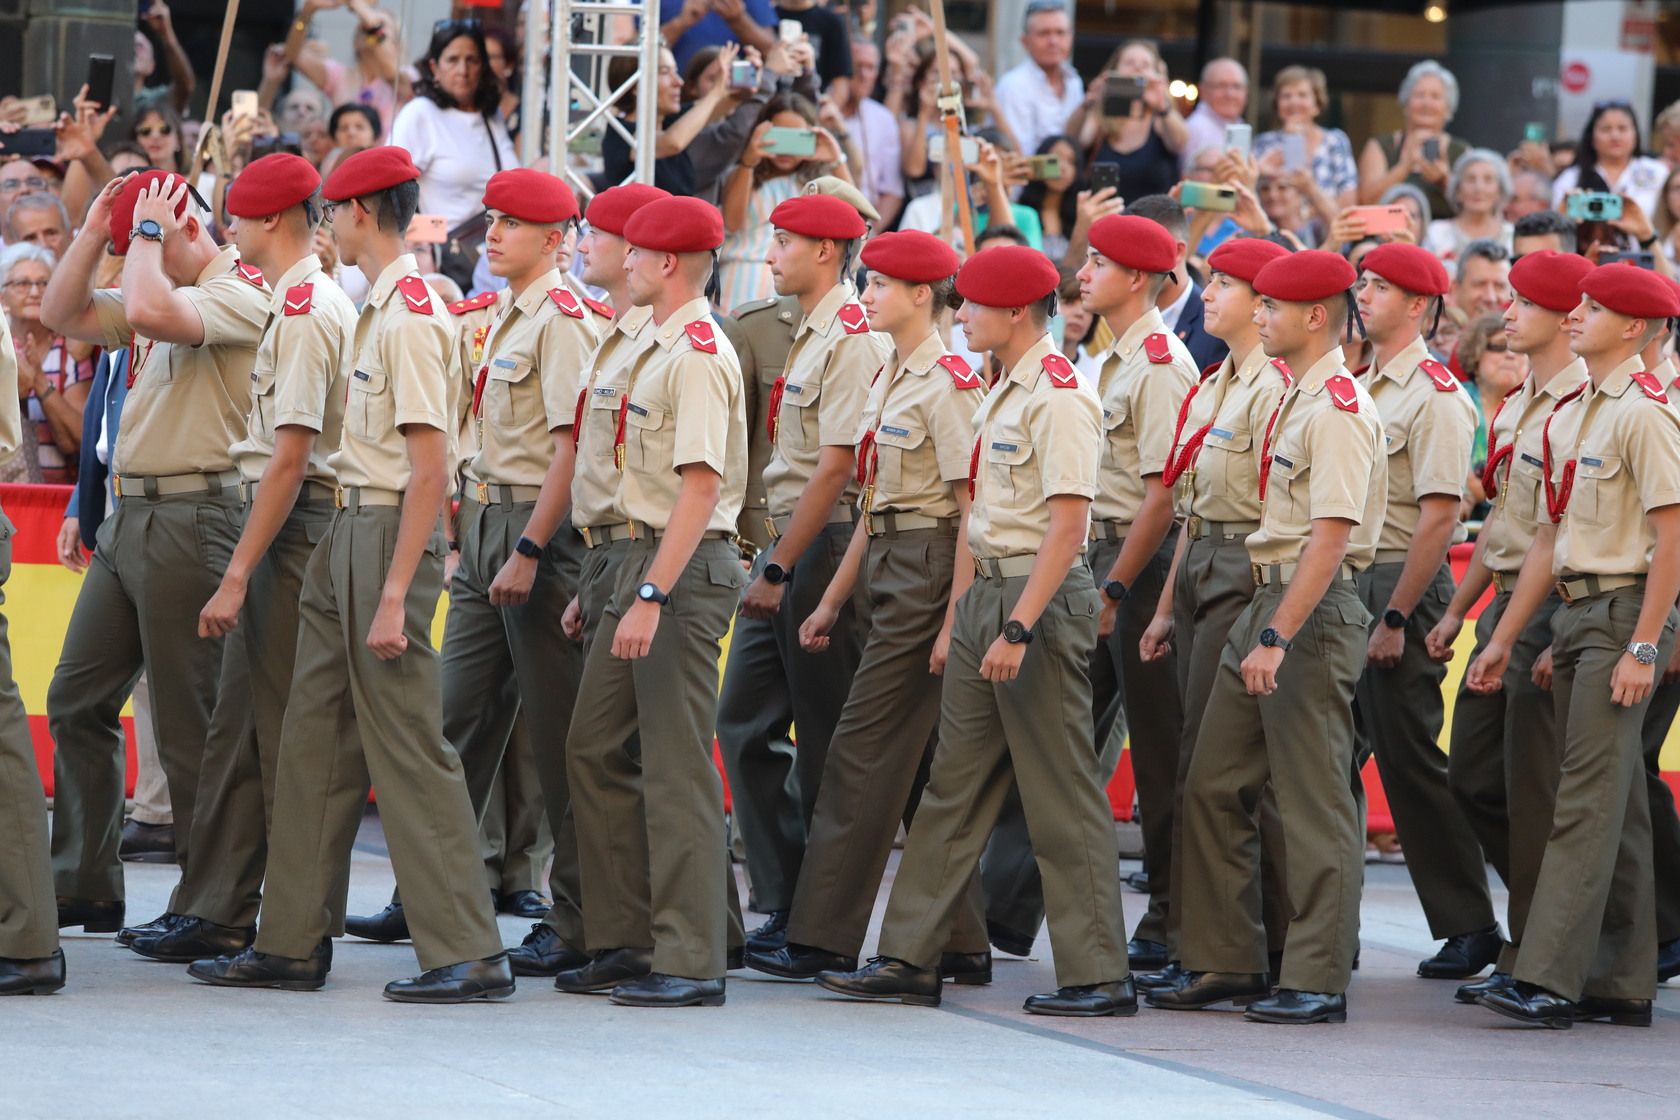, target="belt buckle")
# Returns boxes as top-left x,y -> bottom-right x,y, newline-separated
764,516 -> 779,541
625,520 -> 639,542
113,476 -> 124,499
1554,580 -> 1574,604
334,488 -> 347,510
1252,563 -> 1266,587
865,512 -> 877,536
580,525 -> 595,549
1186,515 -> 1204,539
475,482 -> 489,505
